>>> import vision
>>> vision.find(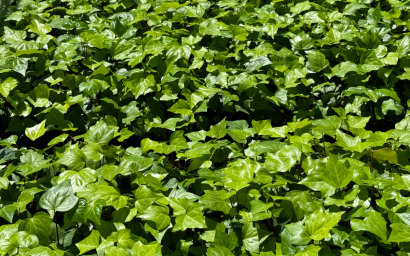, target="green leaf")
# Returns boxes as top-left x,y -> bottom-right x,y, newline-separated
199,190 -> 232,214
199,18 -> 224,36
27,84 -> 50,108
285,222 -> 311,245
306,50 -> 329,72
223,158 -> 256,191
0,177 -> 8,190
252,120 -> 274,136
242,223 -> 260,253
110,39 -> 135,60
57,146 -> 87,171
84,121 -> 116,144
291,1 -> 311,14
120,154 -> 154,173
76,230 -> 100,255
320,154 -> 352,188
17,150 -> 51,177
22,246 -> 64,256
169,197 -> 190,215
18,212 -> 52,245
25,120 -> 47,141
58,168 -> 97,192
336,130 -> 367,152
132,241 -> 160,256
9,231 -> 39,250
305,209 -> 344,240
388,223 -> 410,242
0,77 -> 18,97
77,183 -> 128,210
313,116 -> 342,136
0,205 -> 17,223
295,244 -> 321,256
214,230 -> 238,251
396,35 -> 410,57
135,185 -> 163,213
396,116 -> 410,130
330,61 -> 358,78
12,58 -> 29,76
139,206 -> 170,231
373,148 -> 398,164
174,203 -> 207,231
207,245 -> 234,256
208,118 -> 227,139
168,100 -> 192,115
351,210 -> 387,241
397,68 -> 410,80
245,56 -> 272,72
124,74 -> 156,100
39,179 -> 78,212
47,134 -> 68,147
29,19 -> 52,35
118,128 -> 134,142
233,27 -> 248,41
264,145 -> 301,173
167,44 -> 191,61
381,99 -> 404,115
290,33 -> 314,50
84,199 -> 105,225
347,116 -> 371,129
81,143 -> 103,162
186,130 -> 207,141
